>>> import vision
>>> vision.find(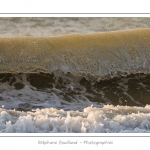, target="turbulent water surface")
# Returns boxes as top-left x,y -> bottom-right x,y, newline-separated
1,18 -> 150,133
